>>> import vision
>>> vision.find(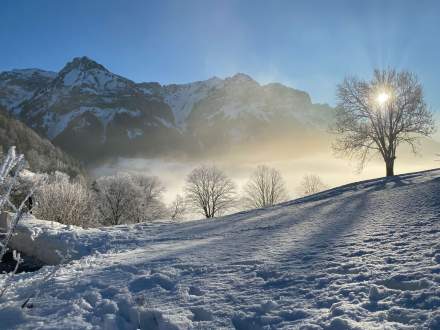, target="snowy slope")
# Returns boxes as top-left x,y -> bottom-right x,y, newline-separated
1,170 -> 440,329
